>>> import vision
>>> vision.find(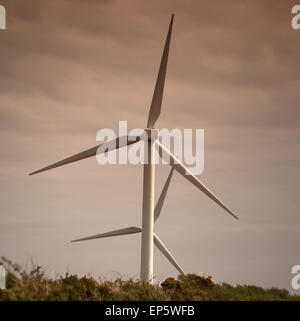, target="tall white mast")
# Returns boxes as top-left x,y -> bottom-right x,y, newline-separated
140,131 -> 156,283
